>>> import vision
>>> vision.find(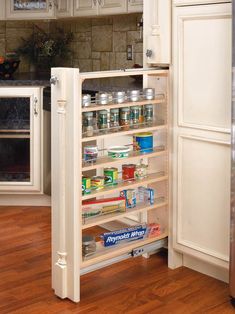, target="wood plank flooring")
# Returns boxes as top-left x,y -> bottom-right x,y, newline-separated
0,206 -> 234,314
